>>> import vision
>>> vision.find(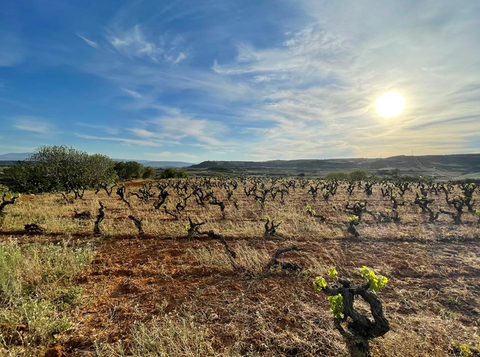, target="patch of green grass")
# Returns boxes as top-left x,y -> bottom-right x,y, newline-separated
0,241 -> 92,352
